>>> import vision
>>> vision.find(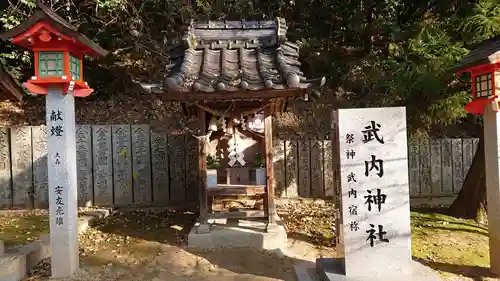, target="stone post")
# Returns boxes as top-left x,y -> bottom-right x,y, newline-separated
46,87 -> 79,278
483,103 -> 500,275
